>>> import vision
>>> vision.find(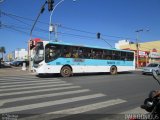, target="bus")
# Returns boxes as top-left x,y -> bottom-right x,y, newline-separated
33,41 -> 135,77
